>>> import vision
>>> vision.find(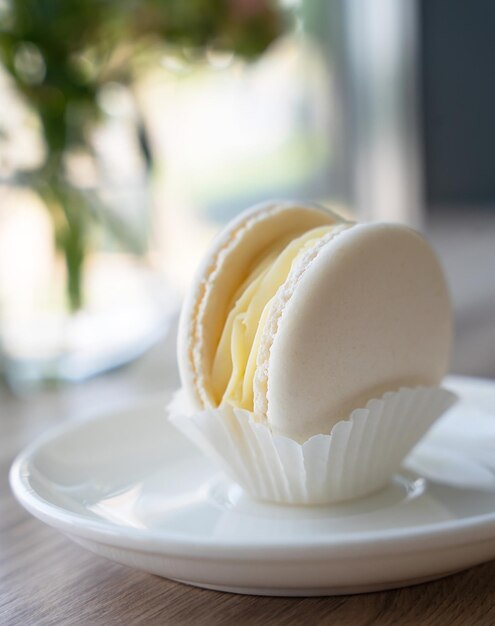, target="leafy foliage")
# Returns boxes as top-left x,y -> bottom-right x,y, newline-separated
0,0 -> 284,310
